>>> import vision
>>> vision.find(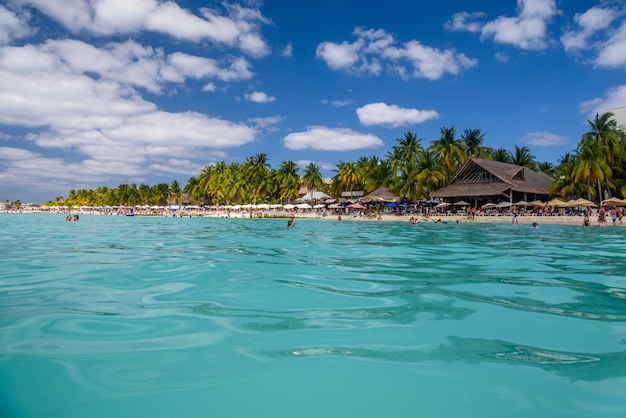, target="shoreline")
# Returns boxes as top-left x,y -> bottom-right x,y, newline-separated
2,209 -> 620,227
